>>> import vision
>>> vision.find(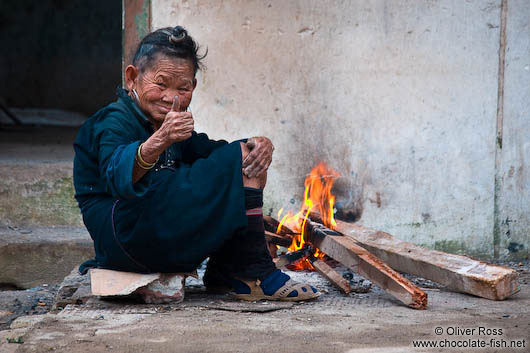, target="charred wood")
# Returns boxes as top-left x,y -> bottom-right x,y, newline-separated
264,230 -> 293,248
263,216 -> 295,236
305,221 -> 428,309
